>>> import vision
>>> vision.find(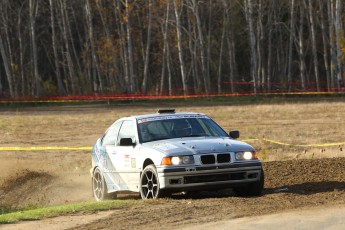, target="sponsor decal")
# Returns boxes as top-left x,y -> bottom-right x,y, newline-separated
131,158 -> 136,168
138,114 -> 209,123
95,147 -> 102,163
123,154 -> 131,168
